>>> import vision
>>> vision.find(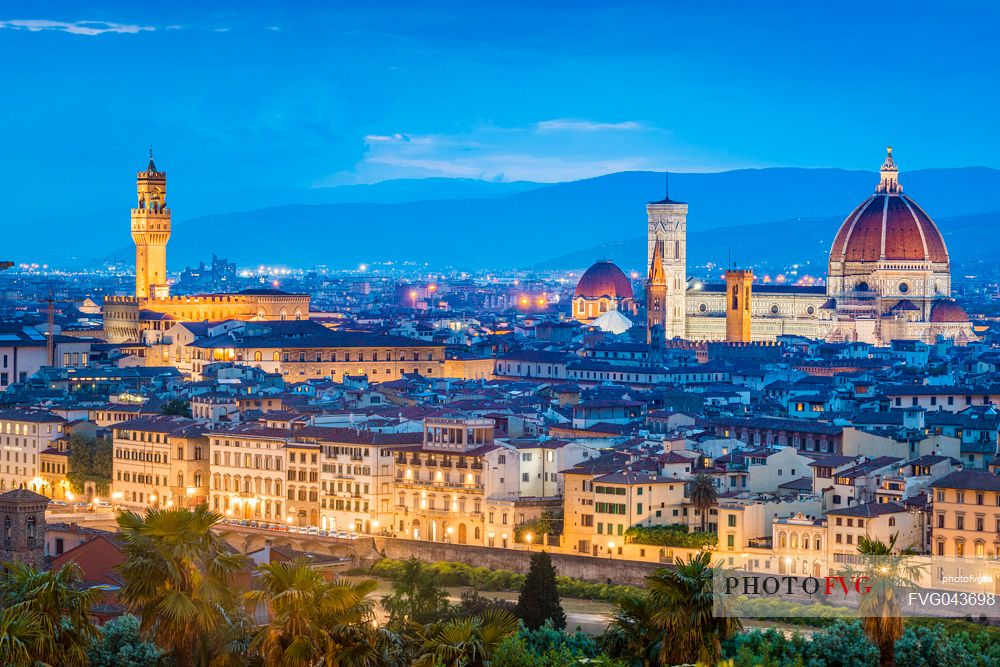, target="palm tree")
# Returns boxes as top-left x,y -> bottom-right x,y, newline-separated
600,592 -> 662,667
380,557 -> 449,628
852,534 -> 925,667
646,551 -> 741,665
246,558 -> 398,667
0,603 -> 44,667
0,560 -> 101,667
116,504 -> 248,667
412,608 -> 519,667
688,473 -> 718,533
